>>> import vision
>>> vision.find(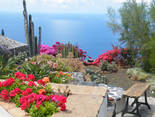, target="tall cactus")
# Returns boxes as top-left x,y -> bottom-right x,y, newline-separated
35,36 -> 38,55
23,0 -> 42,57
28,14 -> 33,56
23,0 -> 29,44
31,22 -> 35,56
38,27 -> 41,54
1,29 -> 4,36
